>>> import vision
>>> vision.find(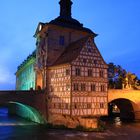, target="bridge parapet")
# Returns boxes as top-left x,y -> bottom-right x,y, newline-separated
108,89 -> 140,103
0,90 -> 45,95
